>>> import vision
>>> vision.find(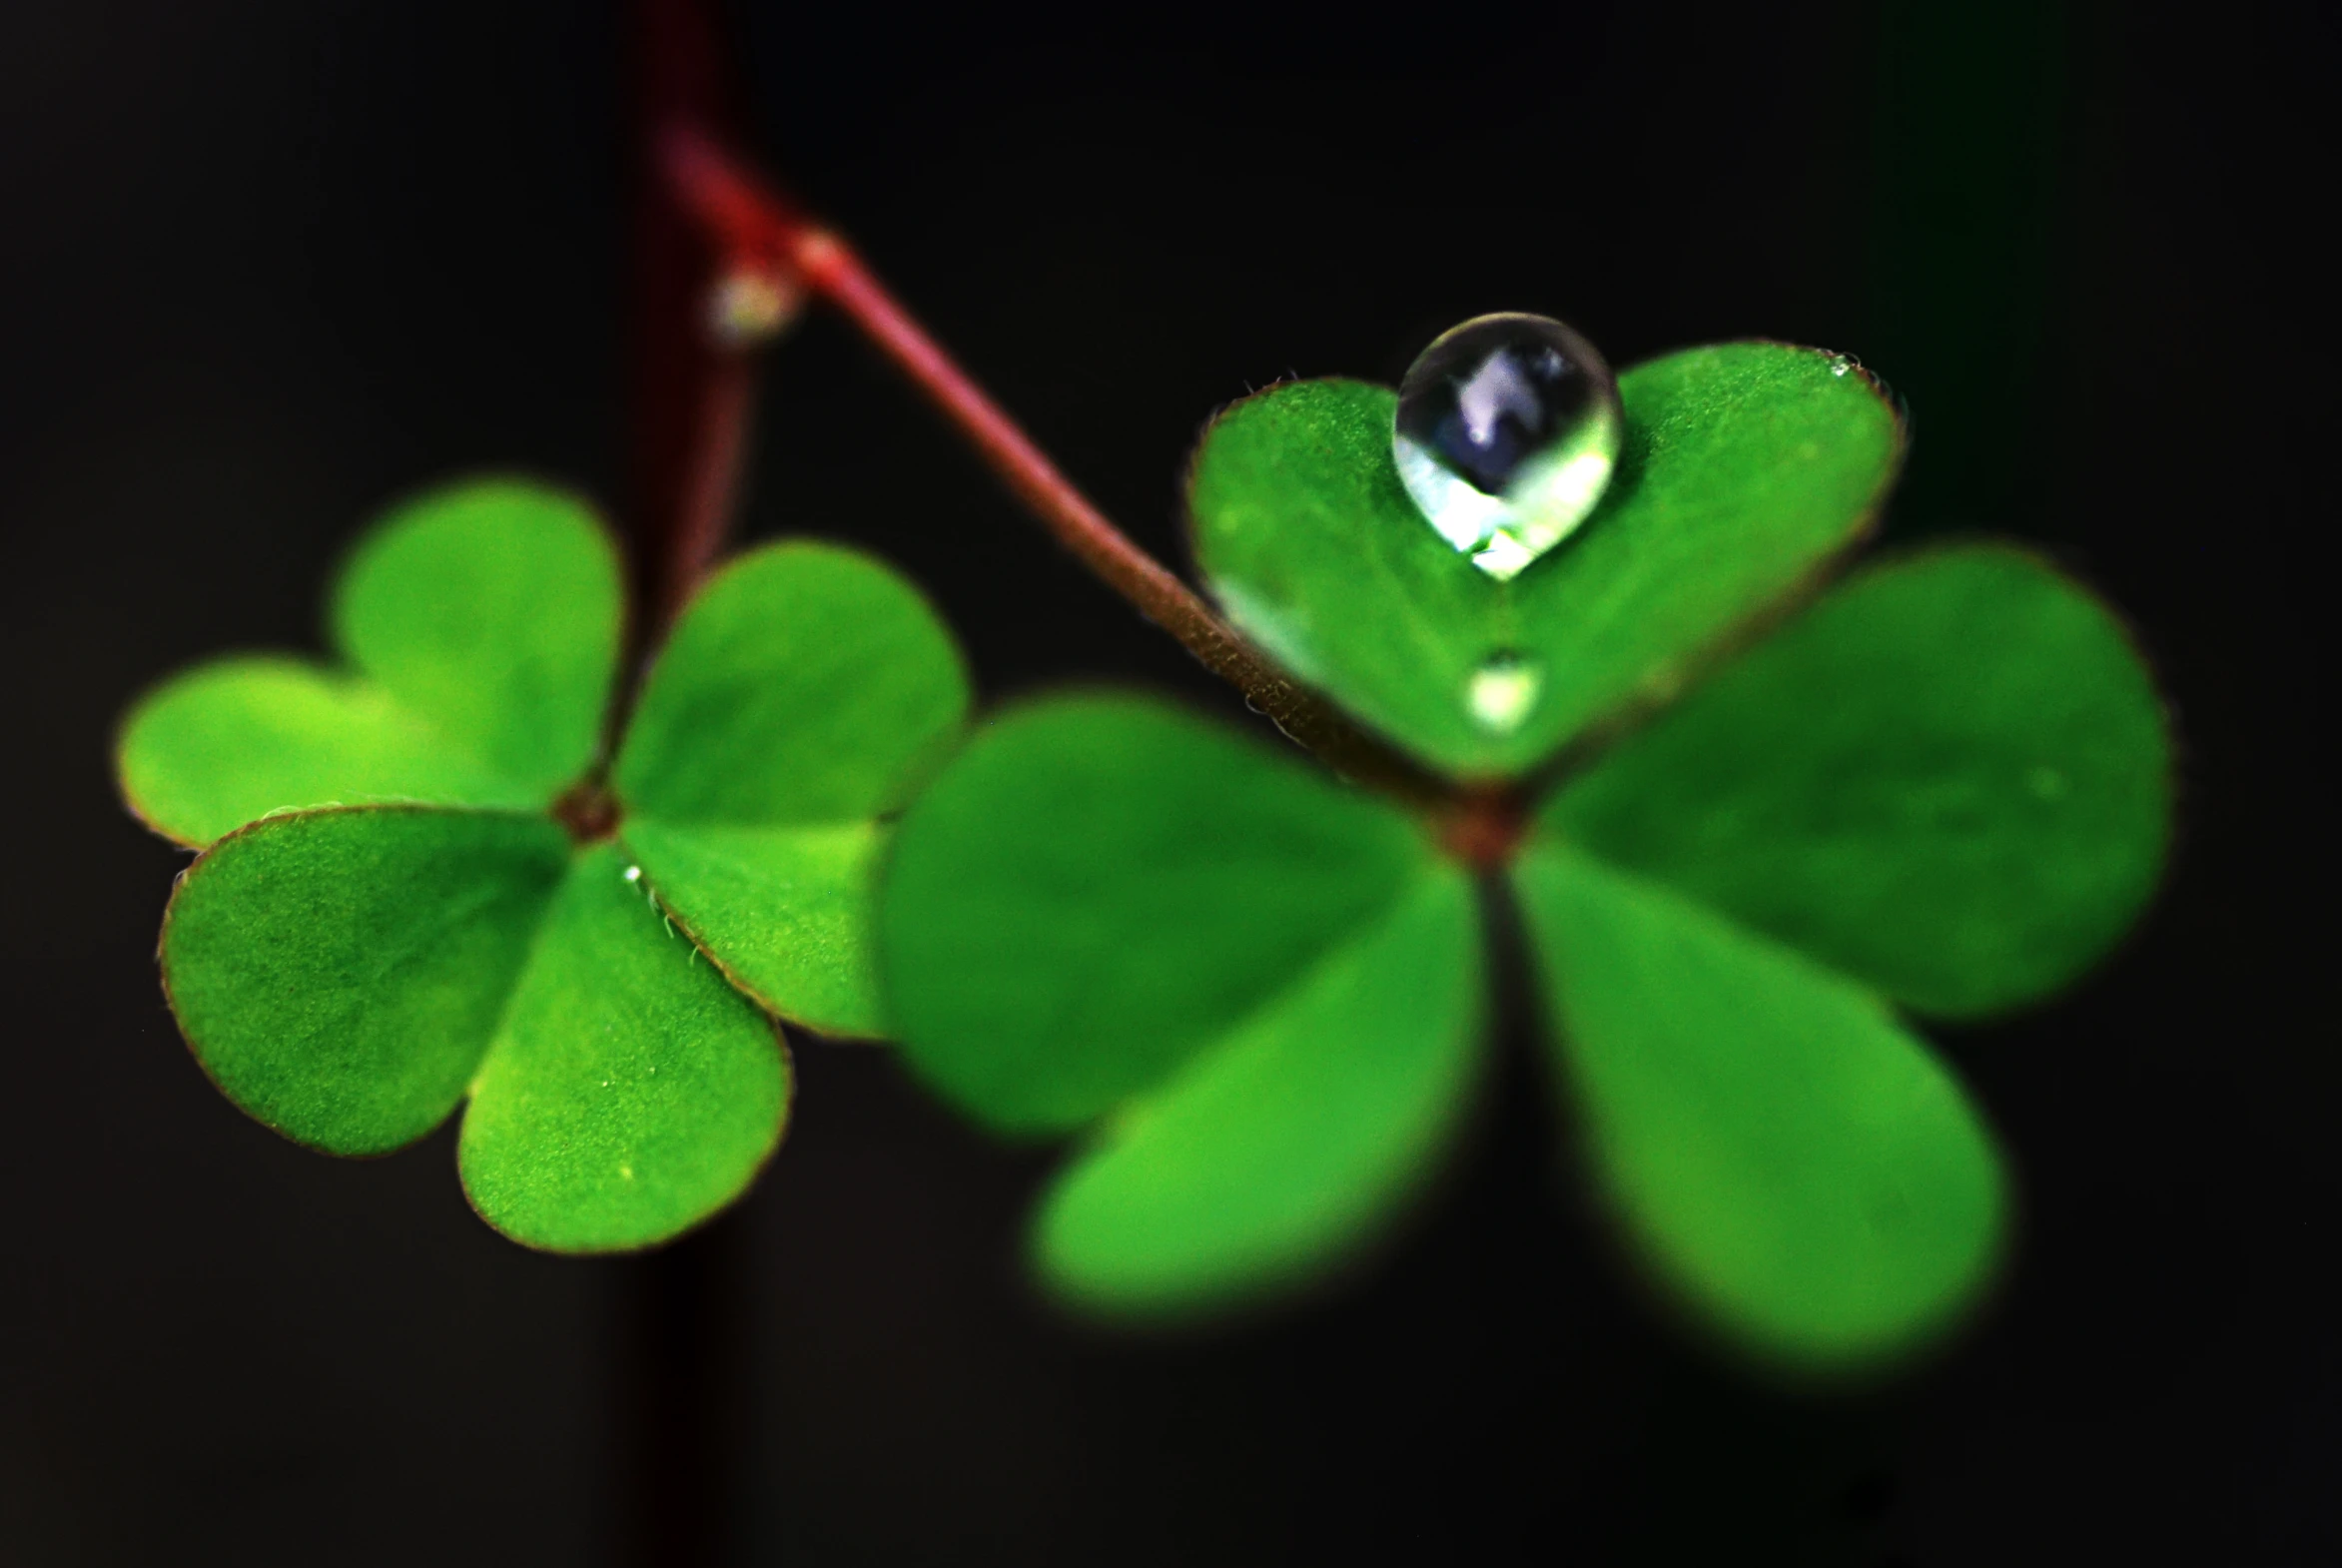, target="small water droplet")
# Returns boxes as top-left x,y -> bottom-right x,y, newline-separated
1828,351 -> 1863,379
1394,314 -> 1623,580
622,864 -> 642,884
708,269 -> 802,347
1467,651 -> 1544,733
